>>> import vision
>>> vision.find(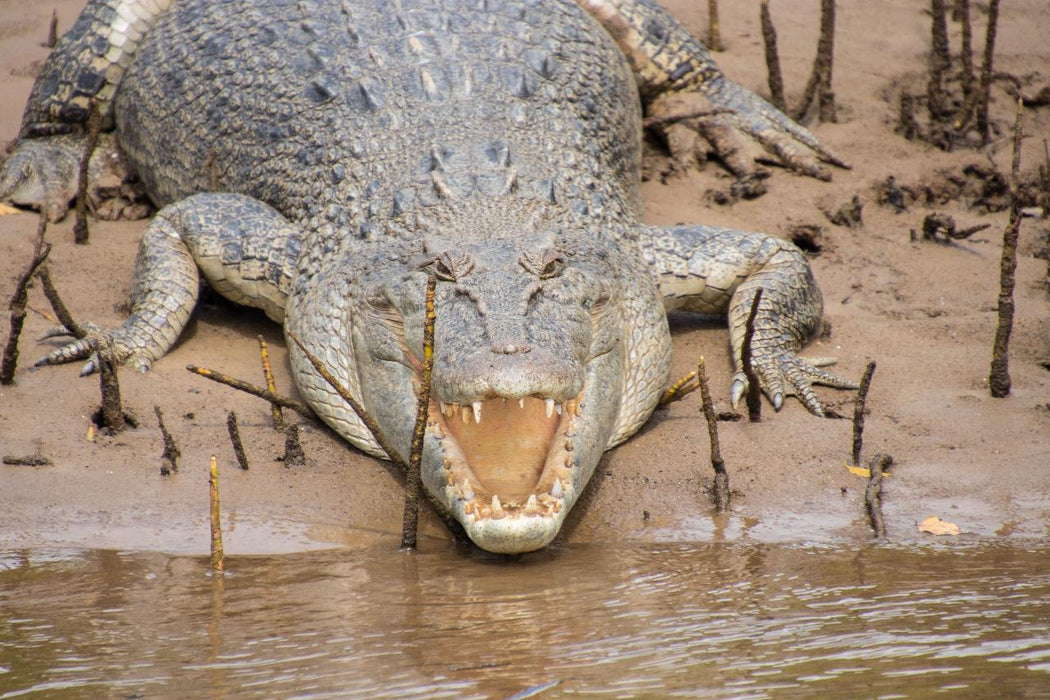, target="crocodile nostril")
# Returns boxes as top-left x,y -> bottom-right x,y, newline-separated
491,342 -> 531,355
